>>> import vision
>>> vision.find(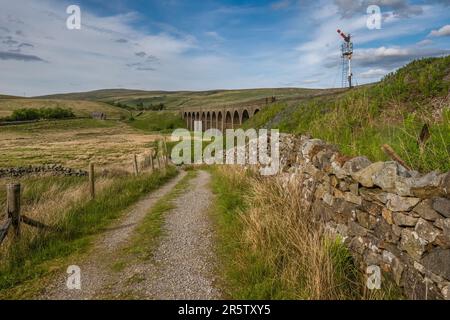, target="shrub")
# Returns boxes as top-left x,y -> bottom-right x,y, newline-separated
5,107 -> 74,122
